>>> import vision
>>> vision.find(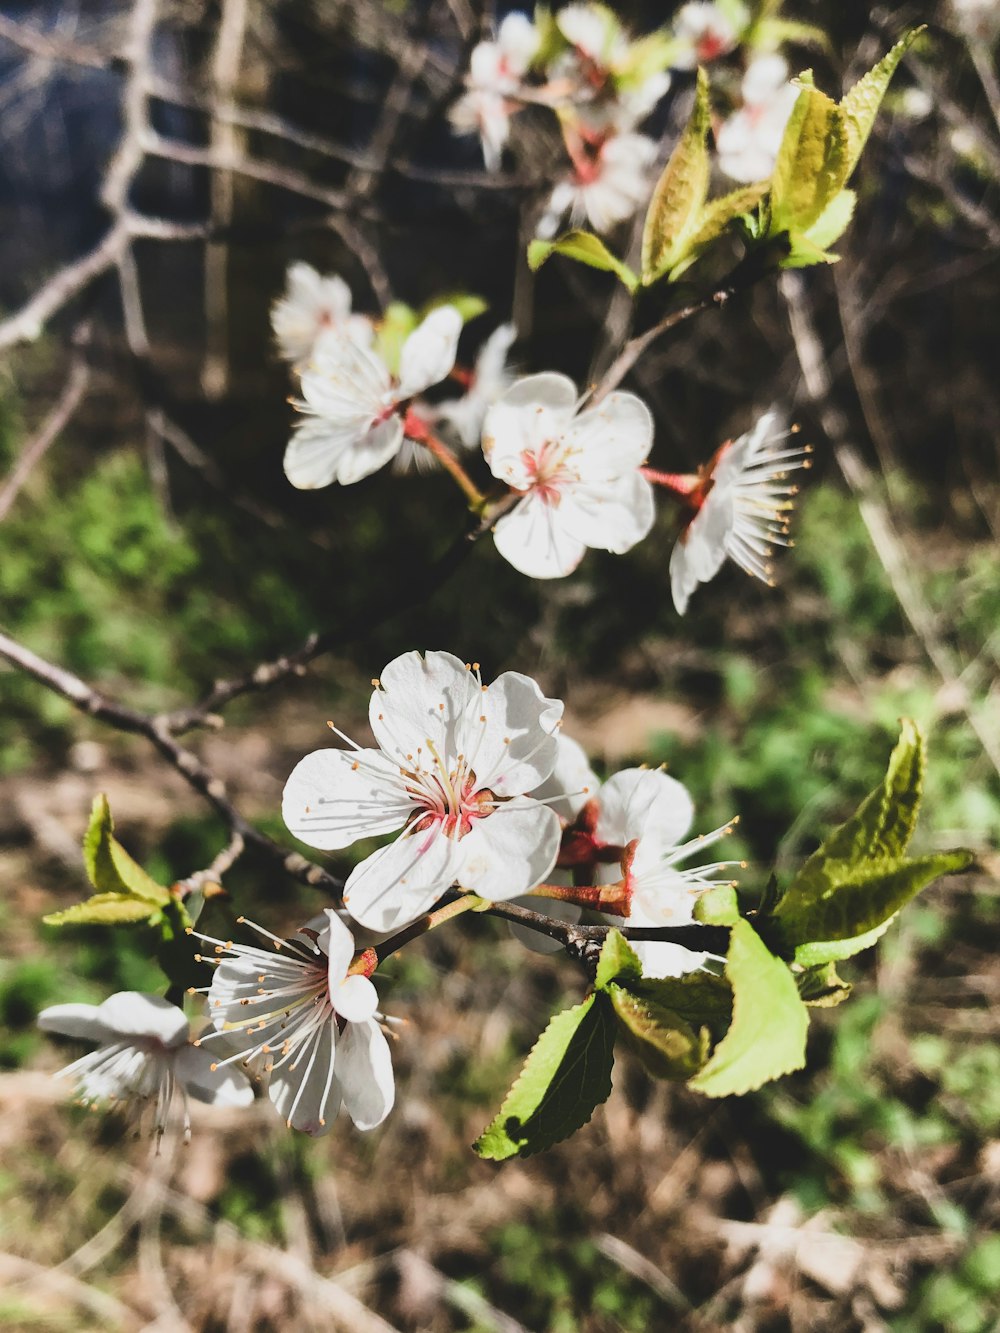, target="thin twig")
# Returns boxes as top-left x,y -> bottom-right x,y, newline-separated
0,331 -> 91,520
0,628 -> 344,896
